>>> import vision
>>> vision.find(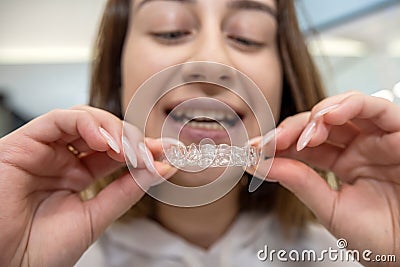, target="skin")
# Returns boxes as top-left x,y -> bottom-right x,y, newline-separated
0,1 -> 398,267
121,0 -> 281,248
0,106 -> 176,267
248,92 -> 400,266
121,0 -> 282,126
